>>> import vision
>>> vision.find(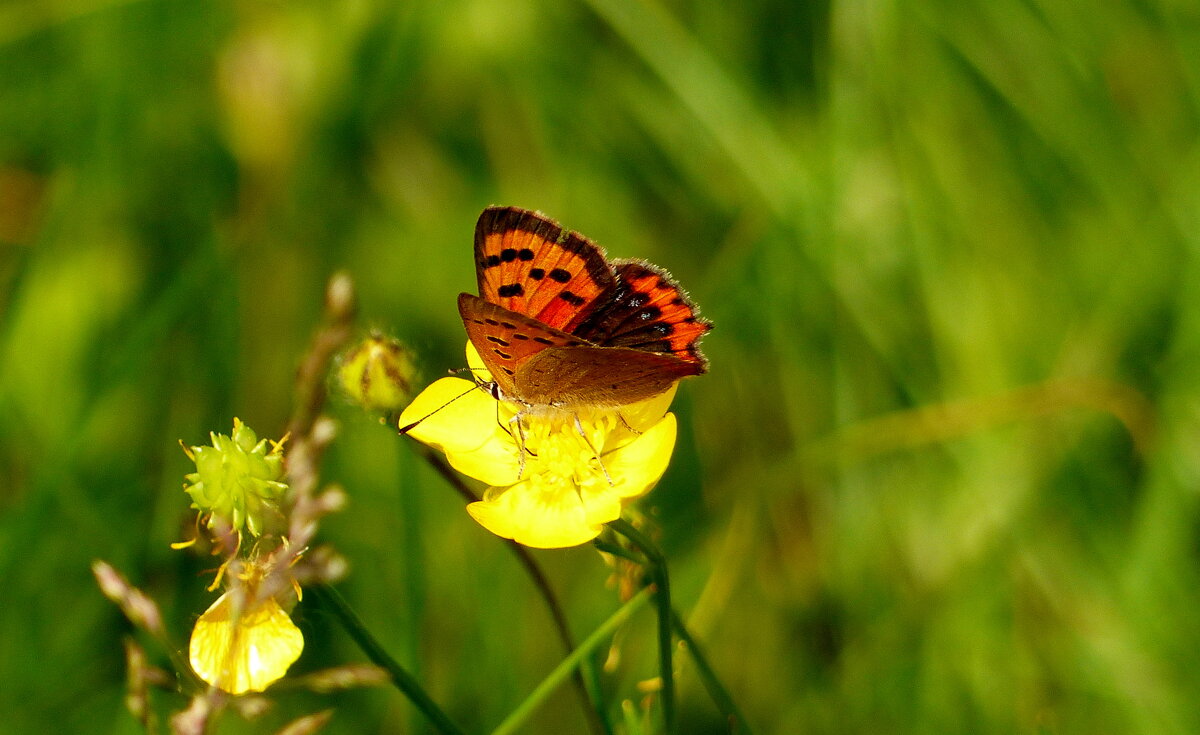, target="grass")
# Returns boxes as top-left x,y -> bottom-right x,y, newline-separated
1,0 -> 1199,732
